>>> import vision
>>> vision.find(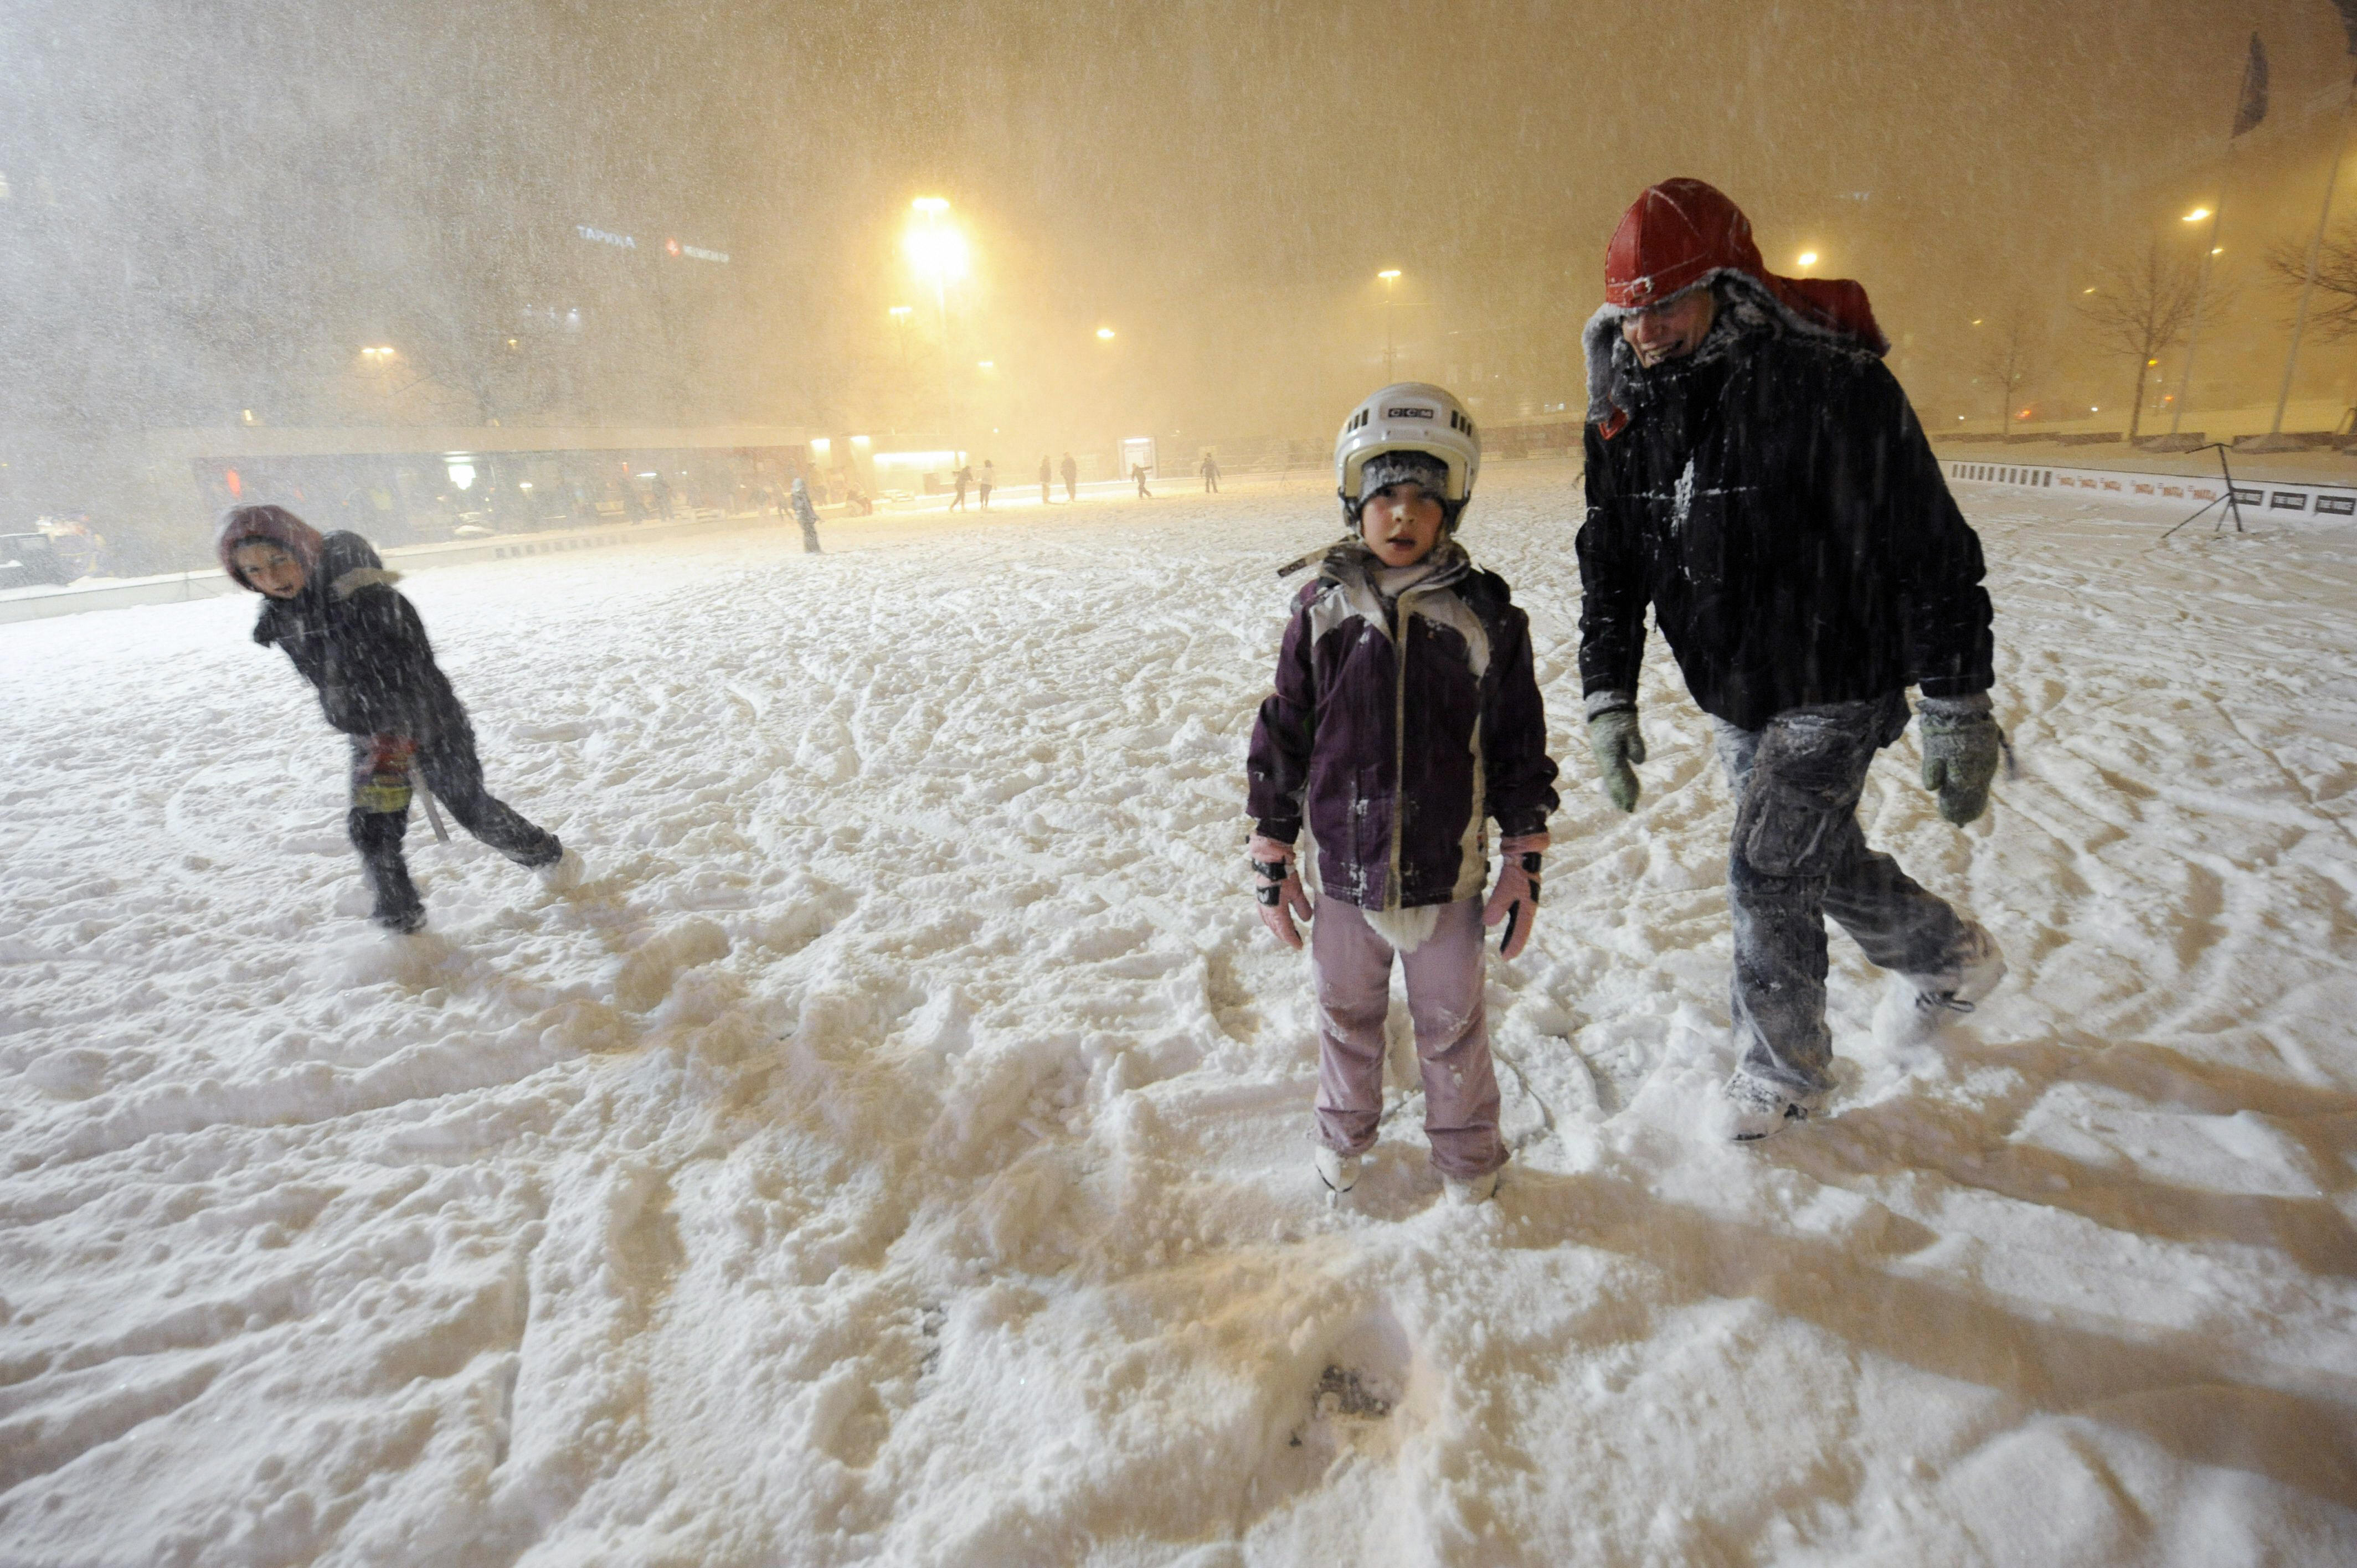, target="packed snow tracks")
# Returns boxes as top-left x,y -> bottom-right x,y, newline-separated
1,470 -> 2354,1564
